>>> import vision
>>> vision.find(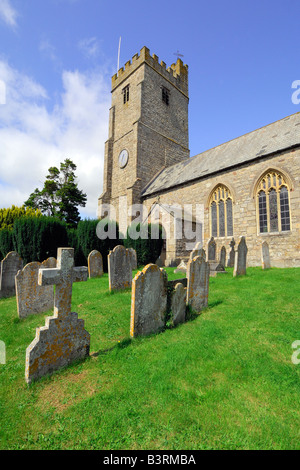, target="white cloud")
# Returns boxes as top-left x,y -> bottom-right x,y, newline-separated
0,0 -> 18,28
78,37 -> 100,59
0,60 -> 111,219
